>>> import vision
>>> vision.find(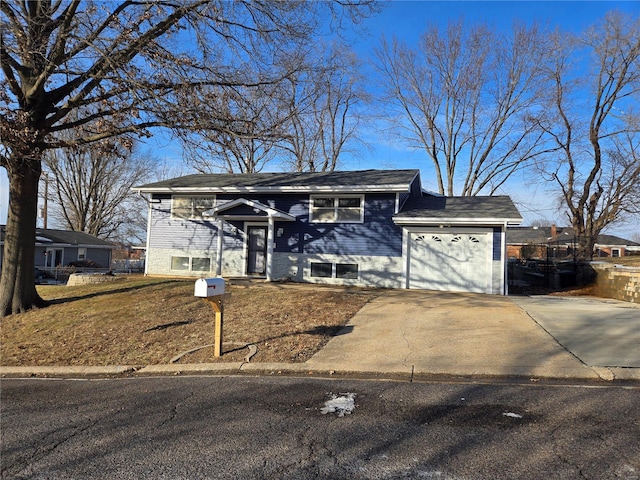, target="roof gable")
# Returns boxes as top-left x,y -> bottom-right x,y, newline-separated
212,198 -> 295,221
